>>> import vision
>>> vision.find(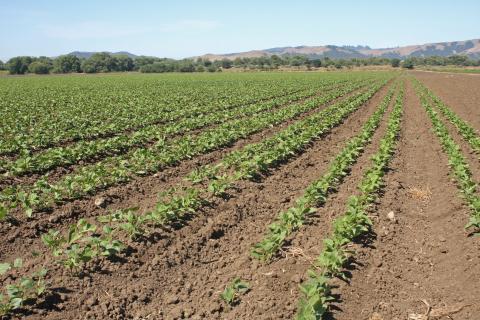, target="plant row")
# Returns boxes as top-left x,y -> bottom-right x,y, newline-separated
413,80 -> 480,234
35,78 -> 389,275
413,78 -> 480,156
1,80 -> 350,177
250,83 -> 397,262
0,76 -> 391,317
296,82 -> 404,320
0,73 -> 362,155
0,78 -> 377,219
32,79 -> 387,276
